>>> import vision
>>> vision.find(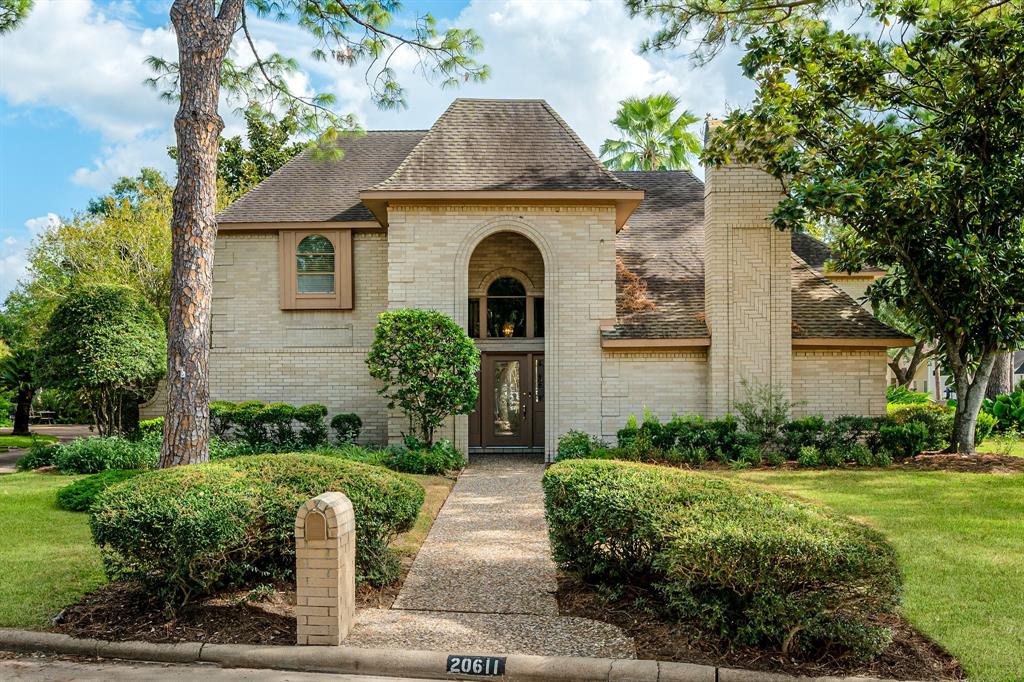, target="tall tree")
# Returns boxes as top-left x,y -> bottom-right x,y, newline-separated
875,303 -> 936,390
702,4 -> 1024,452
599,93 -> 701,171
218,105 -> 310,199
155,1 -> 486,468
